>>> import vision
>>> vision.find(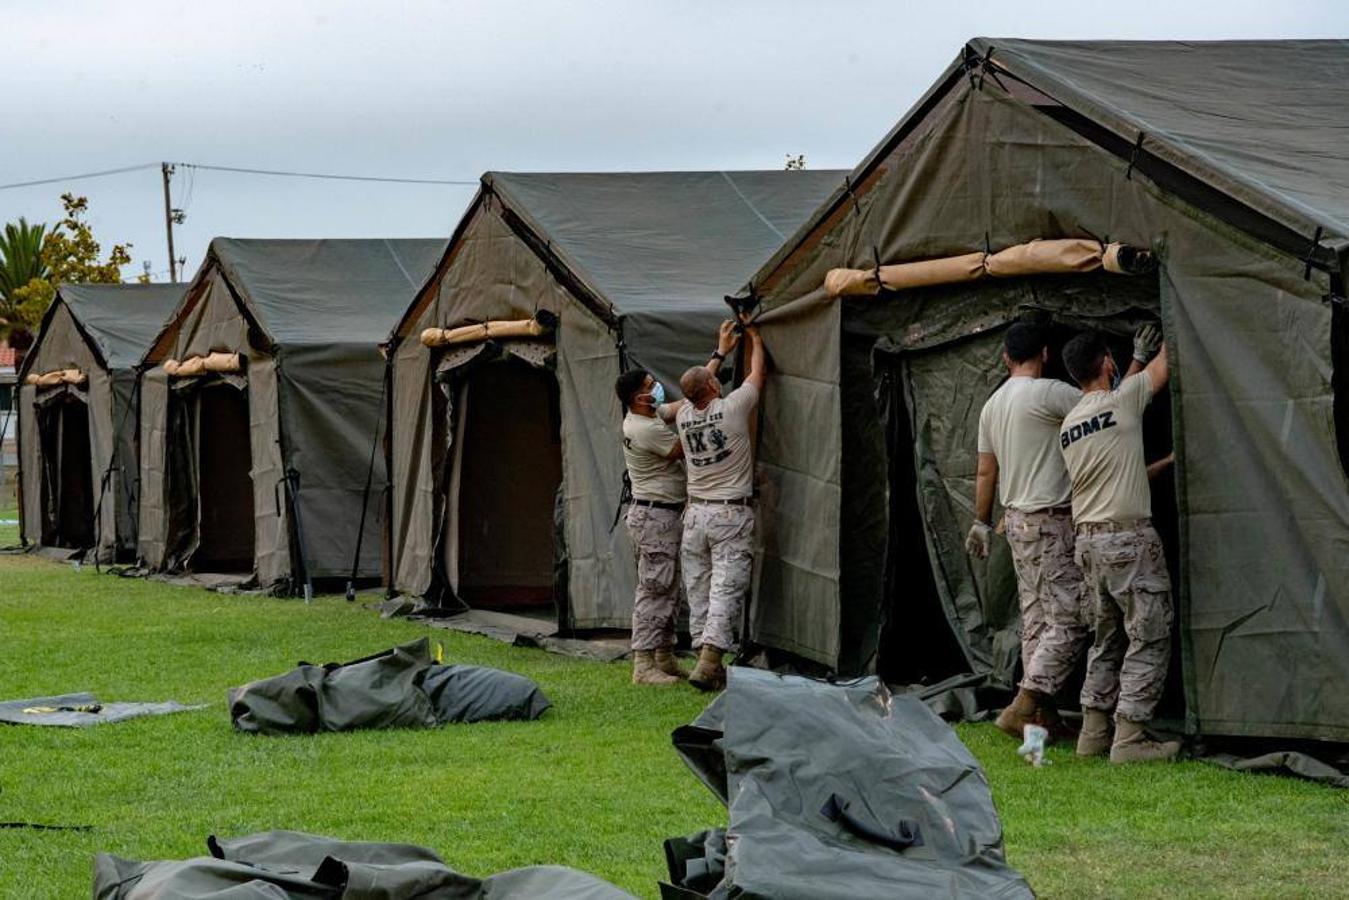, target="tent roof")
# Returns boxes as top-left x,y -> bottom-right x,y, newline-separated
485,170 -> 845,317
58,283 -> 187,370
971,38 -> 1349,240
210,238 -> 447,346
746,38 -> 1349,297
